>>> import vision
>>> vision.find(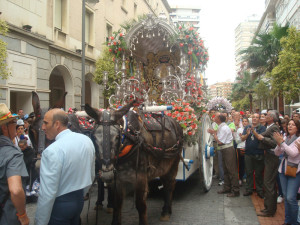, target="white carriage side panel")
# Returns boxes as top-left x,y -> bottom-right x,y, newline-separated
176,143 -> 199,181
